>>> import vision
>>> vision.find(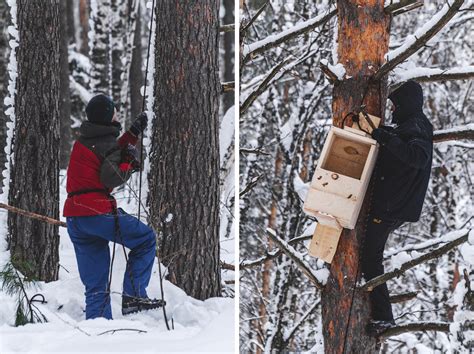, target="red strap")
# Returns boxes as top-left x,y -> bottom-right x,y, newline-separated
119,162 -> 133,172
